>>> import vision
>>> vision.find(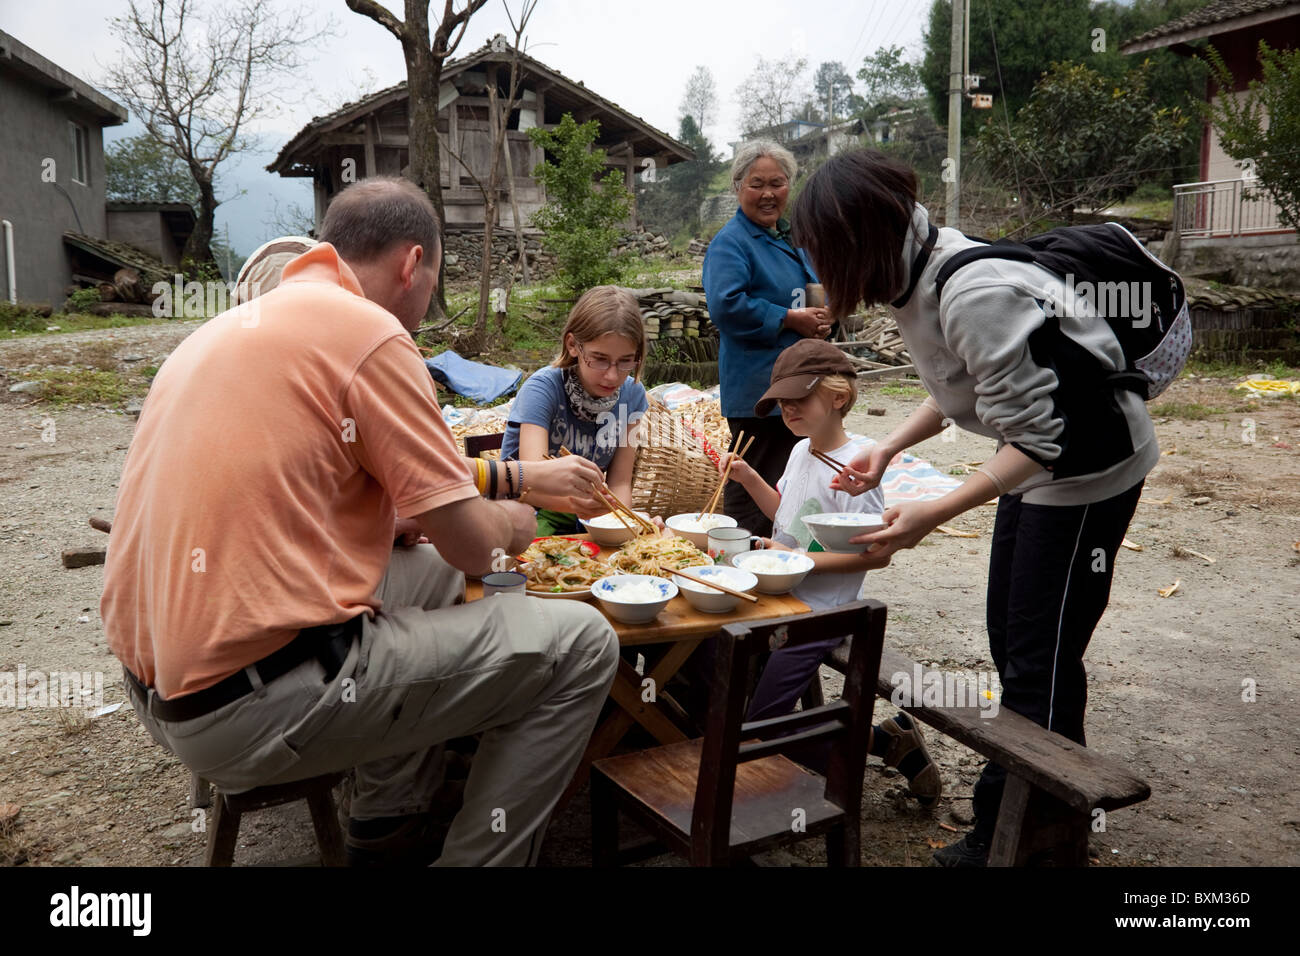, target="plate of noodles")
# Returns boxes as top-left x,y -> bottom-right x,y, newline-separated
519,536 -> 618,599
608,532 -> 711,578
